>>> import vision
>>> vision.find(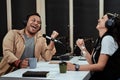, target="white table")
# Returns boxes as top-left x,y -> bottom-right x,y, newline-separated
1,56 -> 90,80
